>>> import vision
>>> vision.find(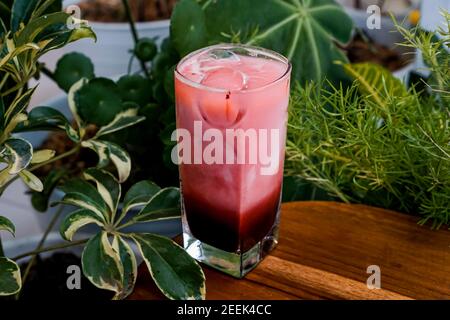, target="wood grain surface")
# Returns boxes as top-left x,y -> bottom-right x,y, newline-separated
129,201 -> 450,300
